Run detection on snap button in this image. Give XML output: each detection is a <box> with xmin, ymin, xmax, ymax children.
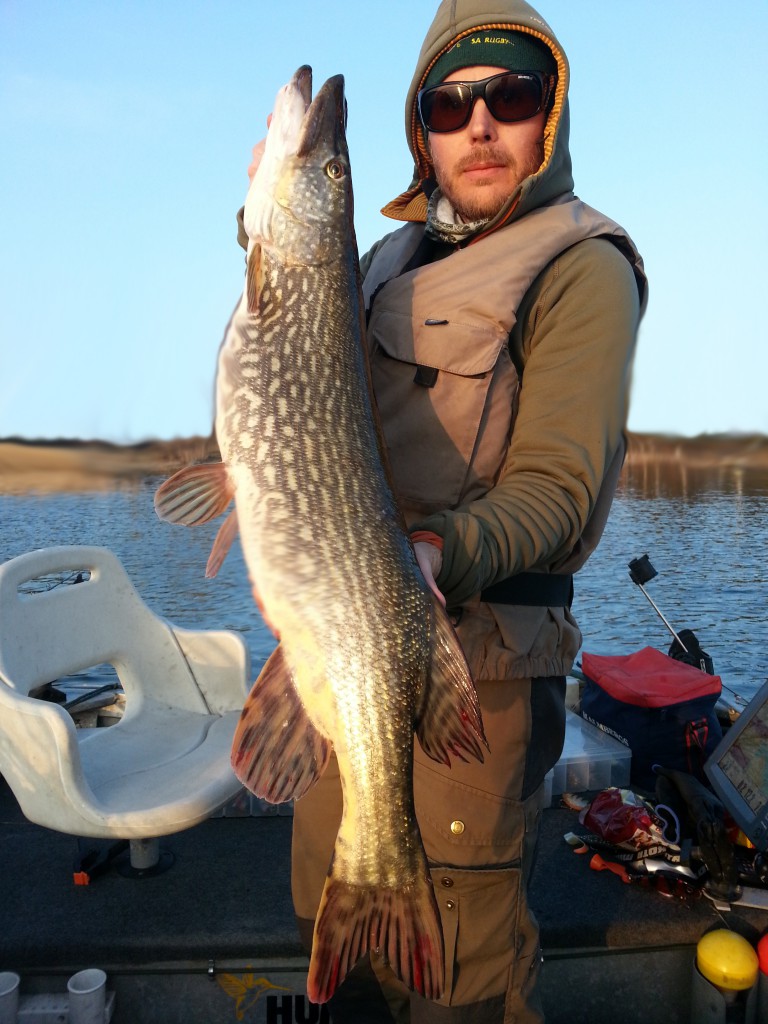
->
<box><xmin>450</xmin><ymin>820</ymin><xmax>465</xmax><ymax>835</ymax></box>
<box><xmin>445</xmin><ymin>899</ymin><xmax>456</xmax><ymax>911</ymax></box>
<box><xmin>441</xmin><ymin>877</ymin><xmax>453</xmax><ymax>888</ymax></box>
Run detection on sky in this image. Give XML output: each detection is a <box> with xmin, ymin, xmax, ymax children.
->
<box><xmin>1</xmin><ymin>0</ymin><xmax>766</xmax><ymax>444</ymax></box>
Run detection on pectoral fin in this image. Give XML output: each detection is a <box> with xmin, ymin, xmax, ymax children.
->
<box><xmin>154</xmin><ymin>461</ymin><xmax>234</xmax><ymax>525</ymax></box>
<box><xmin>231</xmin><ymin>645</ymin><xmax>331</xmax><ymax>803</ymax></box>
<box><xmin>415</xmin><ymin>599</ymin><xmax>488</xmax><ymax>766</ymax></box>
<box><xmin>246</xmin><ymin>242</ymin><xmax>265</xmax><ymax>313</ymax></box>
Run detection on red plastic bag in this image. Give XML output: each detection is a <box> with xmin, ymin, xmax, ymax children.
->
<box><xmin>580</xmin><ymin>788</ymin><xmax>663</xmax><ymax>850</ymax></box>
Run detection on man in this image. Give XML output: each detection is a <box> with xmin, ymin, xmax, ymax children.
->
<box><xmin>243</xmin><ymin>1</ymin><xmax>646</xmax><ymax>1020</ymax></box>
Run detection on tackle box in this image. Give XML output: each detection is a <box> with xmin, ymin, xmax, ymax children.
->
<box><xmin>543</xmin><ymin>709</ymin><xmax>632</xmax><ymax>805</ymax></box>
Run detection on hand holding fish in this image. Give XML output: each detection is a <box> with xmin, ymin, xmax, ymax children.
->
<box><xmin>246</xmin><ymin>114</ymin><xmax>271</xmax><ymax>183</ymax></box>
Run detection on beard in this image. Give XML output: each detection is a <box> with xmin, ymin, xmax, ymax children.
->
<box><xmin>431</xmin><ymin>142</ymin><xmax>543</xmax><ymax>223</ymax></box>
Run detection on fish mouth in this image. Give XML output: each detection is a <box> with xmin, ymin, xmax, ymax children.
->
<box><xmin>292</xmin><ymin>64</ymin><xmax>313</xmax><ymax>110</ymax></box>
<box><xmin>243</xmin><ymin>65</ymin><xmax>349</xmax><ymax>246</ymax></box>
<box><xmin>296</xmin><ymin>69</ymin><xmax>347</xmax><ymax>160</ymax></box>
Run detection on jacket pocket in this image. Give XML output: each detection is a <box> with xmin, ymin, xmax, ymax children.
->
<box><xmin>368</xmin><ymin>309</ymin><xmax>518</xmax><ymax>514</ymax></box>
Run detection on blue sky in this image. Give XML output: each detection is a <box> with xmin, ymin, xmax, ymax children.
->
<box><xmin>1</xmin><ymin>1</ymin><xmax>766</xmax><ymax>443</ymax></box>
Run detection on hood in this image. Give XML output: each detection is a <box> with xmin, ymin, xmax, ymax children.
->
<box><xmin>382</xmin><ymin>0</ymin><xmax>573</xmax><ymax>235</ymax></box>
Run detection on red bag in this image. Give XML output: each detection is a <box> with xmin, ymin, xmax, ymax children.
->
<box><xmin>581</xmin><ymin>787</ymin><xmax>659</xmax><ymax>849</ymax></box>
<box><xmin>581</xmin><ymin>648</ymin><xmax>723</xmax><ymax>790</ymax></box>
<box><xmin>582</xmin><ymin>647</ymin><xmax>721</xmax><ymax>707</ymax></box>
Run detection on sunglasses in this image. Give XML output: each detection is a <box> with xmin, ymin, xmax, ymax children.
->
<box><xmin>418</xmin><ymin>71</ymin><xmax>554</xmax><ymax>134</ymax></box>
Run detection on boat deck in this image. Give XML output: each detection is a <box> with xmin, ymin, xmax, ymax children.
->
<box><xmin>1</xmin><ymin>775</ymin><xmax>765</xmax><ymax>1023</ymax></box>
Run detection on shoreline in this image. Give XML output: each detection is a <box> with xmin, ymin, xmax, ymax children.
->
<box><xmin>1</xmin><ymin>431</ymin><xmax>766</xmax><ymax>495</ymax></box>
<box><xmin>0</xmin><ymin>436</ymin><xmax>220</xmax><ymax>495</ymax></box>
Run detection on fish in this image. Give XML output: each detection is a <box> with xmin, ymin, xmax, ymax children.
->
<box><xmin>154</xmin><ymin>65</ymin><xmax>487</xmax><ymax>1005</ymax></box>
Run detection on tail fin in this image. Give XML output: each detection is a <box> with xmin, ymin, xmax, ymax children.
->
<box><xmin>307</xmin><ymin>867</ymin><xmax>444</xmax><ymax>1004</ymax></box>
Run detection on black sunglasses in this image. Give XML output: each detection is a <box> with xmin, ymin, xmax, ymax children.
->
<box><xmin>418</xmin><ymin>71</ymin><xmax>554</xmax><ymax>134</ymax></box>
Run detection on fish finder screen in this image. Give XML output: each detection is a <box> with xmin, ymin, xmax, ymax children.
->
<box><xmin>706</xmin><ymin>680</ymin><xmax>768</xmax><ymax>851</ymax></box>
<box><xmin>720</xmin><ymin>720</ymin><xmax>768</xmax><ymax>815</ymax></box>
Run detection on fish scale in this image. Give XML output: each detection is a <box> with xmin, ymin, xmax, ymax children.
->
<box><xmin>155</xmin><ymin>65</ymin><xmax>487</xmax><ymax>1005</ymax></box>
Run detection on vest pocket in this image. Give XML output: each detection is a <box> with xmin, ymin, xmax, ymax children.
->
<box><xmin>369</xmin><ymin>310</ymin><xmax>518</xmax><ymax>513</ymax></box>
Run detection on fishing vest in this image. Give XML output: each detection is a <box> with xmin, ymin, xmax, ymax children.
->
<box><xmin>363</xmin><ymin>195</ymin><xmax>646</xmax><ymax>583</ymax></box>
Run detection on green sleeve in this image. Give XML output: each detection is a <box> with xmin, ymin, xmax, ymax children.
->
<box><xmin>413</xmin><ymin>238</ymin><xmax>642</xmax><ymax>607</ymax></box>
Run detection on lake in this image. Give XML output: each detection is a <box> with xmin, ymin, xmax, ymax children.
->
<box><xmin>0</xmin><ymin>465</ymin><xmax>766</xmax><ymax>707</ymax></box>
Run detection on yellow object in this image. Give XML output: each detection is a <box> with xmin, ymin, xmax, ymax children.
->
<box><xmin>733</xmin><ymin>828</ymin><xmax>756</xmax><ymax>849</ymax></box>
<box><xmin>696</xmin><ymin>930</ymin><xmax>759</xmax><ymax>991</ymax></box>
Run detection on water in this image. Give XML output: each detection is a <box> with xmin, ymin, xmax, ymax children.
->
<box><xmin>0</xmin><ymin>470</ymin><xmax>766</xmax><ymax>707</ymax></box>
<box><xmin>575</xmin><ymin>467</ymin><xmax>768</xmax><ymax>708</ymax></box>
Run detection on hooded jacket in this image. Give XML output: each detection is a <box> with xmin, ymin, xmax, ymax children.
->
<box><xmin>359</xmin><ymin>0</ymin><xmax>647</xmax><ymax>680</ymax></box>
<box><xmin>383</xmin><ymin>0</ymin><xmax>575</xmax><ymax>229</ymax></box>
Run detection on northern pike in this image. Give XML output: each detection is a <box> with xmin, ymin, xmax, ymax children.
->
<box><xmin>155</xmin><ymin>66</ymin><xmax>486</xmax><ymax>1005</ymax></box>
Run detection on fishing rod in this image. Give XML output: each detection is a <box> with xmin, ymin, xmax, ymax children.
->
<box><xmin>628</xmin><ymin>554</ymin><xmax>748</xmax><ymax>708</ymax></box>
<box><xmin>627</xmin><ymin>554</ymin><xmax>689</xmax><ymax>653</ymax></box>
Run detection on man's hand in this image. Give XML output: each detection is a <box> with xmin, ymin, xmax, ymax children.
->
<box><xmin>247</xmin><ymin>115</ymin><xmax>272</xmax><ymax>183</ymax></box>
<box><xmin>247</xmin><ymin>139</ymin><xmax>266</xmax><ymax>183</ymax></box>
<box><xmin>414</xmin><ymin>541</ymin><xmax>445</xmax><ymax>607</ymax></box>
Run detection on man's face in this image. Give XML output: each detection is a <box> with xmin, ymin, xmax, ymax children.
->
<box><xmin>427</xmin><ymin>65</ymin><xmax>547</xmax><ymax>223</ymax></box>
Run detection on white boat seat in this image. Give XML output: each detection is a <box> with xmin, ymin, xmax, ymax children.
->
<box><xmin>0</xmin><ymin>546</ymin><xmax>250</xmax><ymax>854</ymax></box>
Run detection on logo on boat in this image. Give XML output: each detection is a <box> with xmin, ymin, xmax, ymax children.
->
<box><xmin>217</xmin><ymin>970</ymin><xmax>330</xmax><ymax>1022</ymax></box>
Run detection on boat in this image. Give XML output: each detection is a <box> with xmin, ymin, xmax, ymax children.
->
<box><xmin>1</xmin><ymin>549</ymin><xmax>766</xmax><ymax>1023</ymax></box>
<box><xmin>2</xmin><ymin>735</ymin><xmax>766</xmax><ymax>1024</ymax></box>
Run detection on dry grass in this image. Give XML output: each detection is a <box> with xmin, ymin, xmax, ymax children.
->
<box><xmin>625</xmin><ymin>431</ymin><xmax>768</xmax><ymax>470</ymax></box>
<box><xmin>0</xmin><ymin>437</ymin><xmax>220</xmax><ymax>495</ymax></box>
<box><xmin>1</xmin><ymin>432</ymin><xmax>766</xmax><ymax>496</ymax></box>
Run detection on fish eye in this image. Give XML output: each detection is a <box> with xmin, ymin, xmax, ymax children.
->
<box><xmin>326</xmin><ymin>160</ymin><xmax>345</xmax><ymax>180</ymax></box>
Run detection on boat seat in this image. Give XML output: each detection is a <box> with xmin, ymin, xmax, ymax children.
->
<box><xmin>0</xmin><ymin>545</ymin><xmax>250</xmax><ymax>869</ymax></box>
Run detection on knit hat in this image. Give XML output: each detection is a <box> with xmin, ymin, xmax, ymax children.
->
<box><xmin>423</xmin><ymin>29</ymin><xmax>556</xmax><ymax>92</ymax></box>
